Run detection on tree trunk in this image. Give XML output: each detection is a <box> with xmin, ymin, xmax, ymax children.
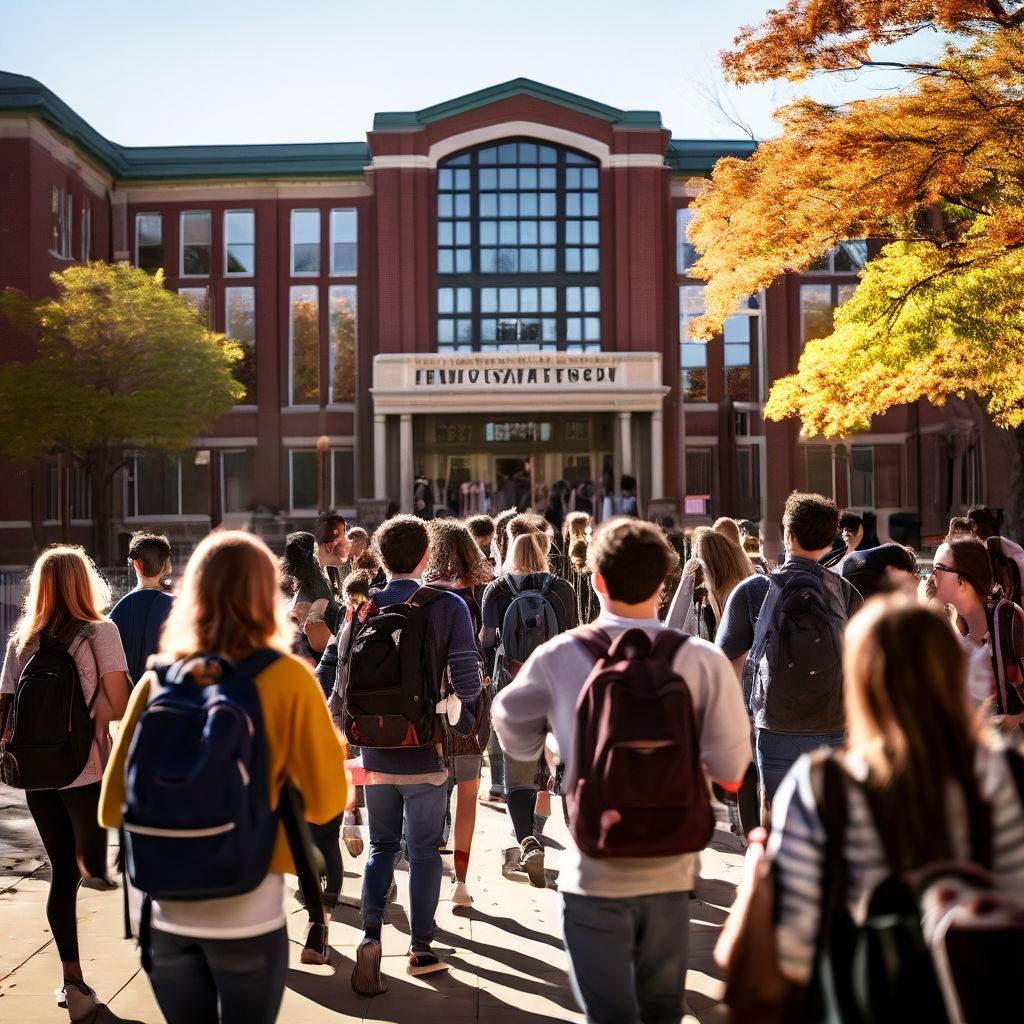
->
<box><xmin>1006</xmin><ymin>425</ymin><xmax>1024</xmax><ymax>544</ymax></box>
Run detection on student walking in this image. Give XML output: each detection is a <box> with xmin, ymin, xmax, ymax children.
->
<box><xmin>765</xmin><ymin>596</ymin><xmax>1024</xmax><ymax>1022</ymax></box>
<box><xmin>717</xmin><ymin>492</ymin><xmax>863</xmax><ymax>806</ymax></box>
<box><xmin>98</xmin><ymin>531</ymin><xmax>348</xmax><ymax>1024</ymax></box>
<box><xmin>493</xmin><ymin>518</ymin><xmax>750</xmax><ymax>1024</ymax></box>
<box><xmin>422</xmin><ymin>518</ymin><xmax>494</xmax><ymax>907</ymax></box>
<box><xmin>109</xmin><ymin>531</ymin><xmax>173</xmax><ymax>684</ymax></box>
<box><xmin>343</xmin><ymin>514</ymin><xmax>482</xmax><ymax>993</ymax></box>
<box><xmin>466</xmin><ymin>514</ymin><xmax>496</xmax><ymax>562</ymax></box>
<box><xmin>558</xmin><ymin>511</ymin><xmax>600</xmax><ymax>625</ymax></box>
<box><xmin>0</xmin><ymin>546</ymin><xmax>131</xmax><ymax>1022</ymax></box>
<box><xmin>281</xmin><ymin>531</ymin><xmax>343</xmax><ymax>660</ymax></box>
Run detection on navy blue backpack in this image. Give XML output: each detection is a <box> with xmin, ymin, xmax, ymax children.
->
<box><xmin>122</xmin><ymin>650</ymin><xmax>281</xmax><ymax>902</ymax></box>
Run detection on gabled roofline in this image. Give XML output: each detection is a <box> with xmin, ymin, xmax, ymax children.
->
<box><xmin>373</xmin><ymin>77</ymin><xmax>663</xmax><ymax>131</ymax></box>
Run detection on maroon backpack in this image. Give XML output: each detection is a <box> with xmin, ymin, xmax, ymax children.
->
<box><xmin>568</xmin><ymin>626</ymin><xmax>714</xmax><ymax>858</ymax></box>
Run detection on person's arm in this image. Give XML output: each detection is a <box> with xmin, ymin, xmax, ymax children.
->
<box><xmin>479</xmin><ymin>580</ymin><xmax>502</xmax><ymax>673</ymax></box>
<box><xmin>314</xmin><ymin>629</ymin><xmax>340</xmax><ymax>702</ymax></box>
<box><xmin>98</xmin><ymin>676</ymin><xmax>152</xmax><ymax>828</ymax></box>
<box><xmin>442</xmin><ymin>595</ymin><xmax>483</xmax><ymax>734</ymax></box>
<box><xmin>94</xmin><ymin>672</ymin><xmax>131</xmax><ymax>727</ymax></box>
<box><xmin>91</xmin><ymin>622</ymin><xmax>131</xmax><ymax>724</ymax></box>
<box><xmin>304</xmin><ymin>598</ymin><xmax>334</xmax><ymax>656</ymax></box>
<box><xmin>691</xmin><ymin>642</ymin><xmax>752</xmax><ymax>789</ymax></box>
<box><xmin>491</xmin><ymin>646</ymin><xmax>553</xmax><ymax>763</ymax></box>
<box><xmin>716</xmin><ymin>576</ymin><xmax>761</xmax><ymax>680</ymax></box>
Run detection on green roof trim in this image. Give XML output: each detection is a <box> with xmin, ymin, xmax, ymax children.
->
<box><xmin>373</xmin><ymin>77</ymin><xmax>663</xmax><ymax>131</ymax></box>
<box><xmin>667</xmin><ymin>138</ymin><xmax>758</xmax><ymax>175</ymax></box>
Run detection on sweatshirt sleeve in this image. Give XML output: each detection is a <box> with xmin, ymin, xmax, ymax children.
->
<box><xmin>98</xmin><ymin>675</ymin><xmax>153</xmax><ymax>828</ymax></box>
<box><xmin>491</xmin><ymin>645</ymin><xmax>553</xmax><ymax>763</ymax></box>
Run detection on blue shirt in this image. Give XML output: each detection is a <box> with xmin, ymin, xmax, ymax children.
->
<box><xmin>109</xmin><ymin>587</ymin><xmax>173</xmax><ymax>684</ymax></box>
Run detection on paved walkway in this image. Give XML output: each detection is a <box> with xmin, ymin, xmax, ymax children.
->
<box><xmin>0</xmin><ymin>781</ymin><xmax>743</xmax><ymax>1023</ymax></box>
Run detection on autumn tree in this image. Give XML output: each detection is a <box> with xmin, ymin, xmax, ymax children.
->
<box><xmin>688</xmin><ymin>1</ymin><xmax>1024</xmax><ymax>532</ymax></box>
<box><xmin>0</xmin><ymin>263</ymin><xmax>243</xmax><ymax>562</ymax></box>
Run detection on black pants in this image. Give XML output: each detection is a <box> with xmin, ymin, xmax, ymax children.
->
<box><xmin>24</xmin><ymin>782</ymin><xmax>107</xmax><ymax>962</ymax></box>
<box><xmin>148</xmin><ymin>926</ymin><xmax>288</xmax><ymax>1024</ymax></box>
<box><xmin>303</xmin><ymin>814</ymin><xmax>343</xmax><ymax>908</ymax></box>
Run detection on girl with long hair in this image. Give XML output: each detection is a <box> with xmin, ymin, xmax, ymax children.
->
<box><xmin>281</xmin><ymin>531</ymin><xmax>341</xmax><ymax>659</ymax></box>
<box><xmin>558</xmin><ymin>512</ymin><xmax>599</xmax><ymax>624</ymax></box>
<box><xmin>423</xmin><ymin>519</ymin><xmax>493</xmax><ymax>906</ymax></box>
<box><xmin>0</xmin><ymin>546</ymin><xmax>131</xmax><ymax>1022</ymax></box>
<box><xmin>99</xmin><ymin>531</ymin><xmax>347</xmax><ymax>1024</ymax></box>
<box><xmin>769</xmin><ymin>596</ymin><xmax>1024</xmax><ymax>989</ymax></box>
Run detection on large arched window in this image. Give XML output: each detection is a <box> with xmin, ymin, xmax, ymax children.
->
<box><xmin>436</xmin><ymin>139</ymin><xmax>601</xmax><ymax>353</ymax></box>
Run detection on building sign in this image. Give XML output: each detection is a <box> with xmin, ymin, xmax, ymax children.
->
<box><xmin>411</xmin><ymin>354</ymin><xmax>620</xmax><ymax>388</ymax></box>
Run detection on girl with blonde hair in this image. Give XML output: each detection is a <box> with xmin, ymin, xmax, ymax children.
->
<box><xmin>99</xmin><ymin>531</ymin><xmax>347</xmax><ymax>1023</ymax></box>
<box><xmin>559</xmin><ymin>511</ymin><xmax>599</xmax><ymax>624</ymax></box>
<box><xmin>0</xmin><ymin>546</ymin><xmax>131</xmax><ymax>1022</ymax></box>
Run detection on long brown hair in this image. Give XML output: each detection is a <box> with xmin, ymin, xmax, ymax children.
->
<box><xmin>506</xmin><ymin>531</ymin><xmax>551</xmax><ymax>576</ymax></box>
<box><xmin>13</xmin><ymin>546</ymin><xmax>110</xmax><ymax>655</ymax></box>
<box><xmin>423</xmin><ymin>519</ymin><xmax>492</xmax><ymax>587</ymax></box>
<box><xmin>689</xmin><ymin>526</ymin><xmax>754</xmax><ymax>622</ymax></box>
<box><xmin>160</xmin><ymin>531</ymin><xmax>288</xmax><ymax>661</ymax></box>
<box><xmin>844</xmin><ymin>596</ymin><xmax>988</xmax><ymax>865</ymax></box>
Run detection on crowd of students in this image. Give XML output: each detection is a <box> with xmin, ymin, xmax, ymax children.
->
<box><xmin>2</xmin><ymin>495</ymin><xmax>1024</xmax><ymax>1023</ymax></box>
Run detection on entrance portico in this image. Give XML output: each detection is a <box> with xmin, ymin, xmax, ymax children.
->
<box><xmin>371</xmin><ymin>351</ymin><xmax>669</xmax><ymax>514</ymax></box>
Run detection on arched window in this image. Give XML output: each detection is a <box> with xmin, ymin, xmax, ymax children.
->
<box><xmin>436</xmin><ymin>139</ymin><xmax>601</xmax><ymax>353</ymax></box>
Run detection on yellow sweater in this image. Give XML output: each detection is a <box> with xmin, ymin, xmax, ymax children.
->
<box><xmin>99</xmin><ymin>651</ymin><xmax>347</xmax><ymax>876</ymax></box>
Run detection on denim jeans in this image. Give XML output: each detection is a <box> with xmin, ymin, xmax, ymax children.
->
<box><xmin>147</xmin><ymin>926</ymin><xmax>288</xmax><ymax>1024</ymax></box>
<box><xmin>561</xmin><ymin>891</ymin><xmax>691</xmax><ymax>1024</ymax></box>
<box><xmin>487</xmin><ymin>718</ymin><xmax>505</xmax><ymax>792</ymax></box>
<box><xmin>362</xmin><ymin>782</ymin><xmax>447</xmax><ymax>945</ymax></box>
<box><xmin>755</xmin><ymin>728</ymin><xmax>845</xmax><ymax>806</ymax></box>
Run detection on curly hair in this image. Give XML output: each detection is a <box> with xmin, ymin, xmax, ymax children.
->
<box><xmin>423</xmin><ymin>518</ymin><xmax>492</xmax><ymax>587</ymax></box>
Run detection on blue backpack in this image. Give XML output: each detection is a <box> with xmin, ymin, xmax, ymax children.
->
<box><xmin>122</xmin><ymin>650</ymin><xmax>281</xmax><ymax>901</ymax></box>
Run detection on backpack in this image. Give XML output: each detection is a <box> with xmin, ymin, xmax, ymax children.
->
<box><xmin>497</xmin><ymin>574</ymin><xmax>561</xmax><ymax>679</ymax></box>
<box><xmin>810</xmin><ymin>753</ymin><xmax>1024</xmax><ymax>1024</ymax></box>
<box><xmin>567</xmin><ymin>626</ymin><xmax>713</xmax><ymax>858</ymax></box>
<box><xmin>122</xmin><ymin>650</ymin><xmax>281</xmax><ymax>901</ymax></box>
<box><xmin>0</xmin><ymin>629</ymin><xmax>98</xmax><ymax>790</ymax></box>
<box><xmin>989</xmin><ymin>598</ymin><xmax>1024</xmax><ymax>717</ymax></box>
<box><xmin>987</xmin><ymin>537</ymin><xmax>1024</xmax><ymax>607</ymax></box>
<box><xmin>748</xmin><ymin>564</ymin><xmax>847</xmax><ymax>733</ymax></box>
<box><xmin>344</xmin><ymin>586</ymin><xmax>444</xmax><ymax>748</ymax></box>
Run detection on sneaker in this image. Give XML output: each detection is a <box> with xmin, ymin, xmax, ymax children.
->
<box><xmin>500</xmin><ymin>845</ymin><xmax>523</xmax><ymax>880</ymax></box>
<box><xmin>300</xmin><ymin>920</ymin><xmax>330</xmax><ymax>966</ymax></box>
<box><xmin>351</xmin><ymin>937</ymin><xmax>388</xmax><ymax>996</ymax></box>
<box><xmin>81</xmin><ymin>876</ymin><xmax>117</xmax><ymax>892</ymax></box>
<box><xmin>61</xmin><ymin>980</ymin><xmax>99</xmax><ymax>1022</ymax></box>
<box><xmin>407</xmin><ymin>946</ymin><xmax>449</xmax><ymax>977</ymax></box>
<box><xmin>450</xmin><ymin>879</ymin><xmax>473</xmax><ymax>906</ymax></box>
<box><xmin>520</xmin><ymin>835</ymin><xmax>546</xmax><ymax>888</ymax></box>
<box><xmin>343</xmin><ymin>810</ymin><xmax>364</xmax><ymax>857</ymax></box>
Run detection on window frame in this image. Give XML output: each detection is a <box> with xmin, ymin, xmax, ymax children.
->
<box><xmin>123</xmin><ymin>451</ymin><xmax>210</xmax><ymax>521</ymax></box>
<box><xmin>80</xmin><ymin>203</ymin><xmax>91</xmax><ymax>263</ymax></box>
<box><xmin>329</xmin><ymin>208</ymin><xmax>358</xmax><ymax>277</ymax></box>
<box><xmin>220</xmin><ymin>448</ymin><xmax>255</xmax><ymax>515</ymax></box>
<box><xmin>224</xmin><ymin>285</ymin><xmax>257</xmax><ymax>406</ymax></box>
<box><xmin>288</xmin><ymin>284</ymin><xmax>320</xmax><ymax>407</ymax></box>
<box><xmin>288</xmin><ymin>449</ymin><xmax>320</xmax><ymax>513</ymax></box>
<box><xmin>135</xmin><ymin>212</ymin><xmax>163</xmax><ymax>272</ymax></box>
<box><xmin>327</xmin><ymin>284</ymin><xmax>357</xmax><ymax>406</ymax></box>
<box><xmin>223</xmin><ymin>209</ymin><xmax>256</xmax><ymax>278</ymax></box>
<box><xmin>179</xmin><ymin>210</ymin><xmax>212</xmax><ymax>279</ymax></box>
<box><xmin>290</xmin><ymin>209</ymin><xmax>321</xmax><ymax>277</ymax></box>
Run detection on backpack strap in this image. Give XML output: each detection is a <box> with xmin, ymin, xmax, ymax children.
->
<box><xmin>749</xmin><ymin>573</ymin><xmax>782</xmax><ymax>663</ymax></box>
<box><xmin>232</xmin><ymin>649</ymin><xmax>283</xmax><ymax>681</ymax></box>
<box><xmin>649</xmin><ymin>630</ymin><xmax>690</xmax><ymax>665</ymax></box>
<box><xmin>408</xmin><ymin>585</ymin><xmax>447</xmax><ymax>609</ymax></box>
<box><xmin>809</xmin><ymin>753</ymin><xmax>850</xmax><ymax>948</ymax></box>
<box><xmin>573</xmin><ymin>624</ymin><xmax>613</xmax><ymax>663</ymax></box>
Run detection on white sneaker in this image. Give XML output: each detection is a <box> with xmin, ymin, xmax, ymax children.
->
<box><xmin>450</xmin><ymin>879</ymin><xmax>473</xmax><ymax>906</ymax></box>
<box><xmin>61</xmin><ymin>980</ymin><xmax>99</xmax><ymax>1022</ymax></box>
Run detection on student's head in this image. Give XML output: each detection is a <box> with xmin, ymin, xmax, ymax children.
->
<box><xmin>691</xmin><ymin>526</ymin><xmax>755</xmax><ymax>621</ymax></box>
<box><xmin>563</xmin><ymin>512</ymin><xmax>593</xmax><ymax>570</ymax></box>
<box><xmin>506</xmin><ymin>531</ymin><xmax>551</xmax><ymax>576</ymax></box>
<box><xmin>843</xmin><ymin>595</ymin><xmax>982</xmax><ymax>862</ymax></box>
<box><xmin>589</xmin><ymin>518</ymin><xmax>675</xmax><ymax>607</ymax></box>
<box><xmin>507</xmin><ymin>512</ymin><xmax>551</xmax><ymax>542</ymax></box>
<box><xmin>840</xmin><ymin>544</ymin><xmax>919</xmax><ymax>600</ymax></box>
<box><xmin>355</xmin><ymin>547</ymin><xmax>381</xmax><ymax>574</ymax></box>
<box><xmin>127</xmin><ymin>531</ymin><xmax>171</xmax><ymax>581</ymax></box>
<box><xmin>281</xmin><ymin>531</ymin><xmax>328</xmax><ymax>596</ymax></box>
<box><xmin>967</xmin><ymin>505</ymin><xmax>1000</xmax><ymax>541</ymax></box>
<box><xmin>563</xmin><ymin>511</ymin><xmax>591</xmax><ymax>544</ymax></box>
<box><xmin>712</xmin><ymin>517</ymin><xmax>742</xmax><ymax>547</ymax></box>
<box><xmin>932</xmin><ymin>537</ymin><xmax>997</xmax><ymax>615</ymax></box>
<box><xmin>620</xmin><ymin>474</ymin><xmax>636</xmax><ymax>497</ymax></box>
<box><xmin>424</xmin><ymin>519</ymin><xmax>491</xmax><ymax>587</ymax></box>
<box><xmin>782</xmin><ymin>492</ymin><xmax>839</xmax><ymax>557</ymax></box>
<box><xmin>314</xmin><ymin>512</ymin><xmax>348</xmax><ymax>565</ymax></box>
<box><xmin>14</xmin><ymin>546</ymin><xmax>110</xmax><ymax>655</ymax></box>
<box><xmin>839</xmin><ymin>511</ymin><xmax>864</xmax><ymax>551</ymax></box>
<box><xmin>491</xmin><ymin>509</ymin><xmax>518</xmax><ymax>563</ymax></box>
<box><xmin>946</xmin><ymin>516</ymin><xmax>978</xmax><ymax>542</ymax></box>
<box><xmin>466</xmin><ymin>514</ymin><xmax>495</xmax><ymax>555</ymax></box>
<box><xmin>372</xmin><ymin>514</ymin><xmax>430</xmax><ymax>576</ymax></box>
<box><xmin>346</xmin><ymin>527</ymin><xmax>369</xmax><ymax>561</ymax></box>
<box><xmin>342</xmin><ymin>568</ymin><xmax>374</xmax><ymax>609</ymax></box>
<box><xmin>160</xmin><ymin>531</ymin><xmax>286</xmax><ymax>661</ymax></box>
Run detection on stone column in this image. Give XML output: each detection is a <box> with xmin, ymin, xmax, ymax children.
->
<box><xmin>650</xmin><ymin>409</ymin><xmax>664</xmax><ymax>500</ymax></box>
<box><xmin>399</xmin><ymin>414</ymin><xmax>414</xmax><ymax>513</ymax></box>
<box><xmin>618</xmin><ymin>411</ymin><xmax>633</xmax><ymax>476</ymax></box>
<box><xmin>374</xmin><ymin>414</ymin><xmax>387</xmax><ymax>500</ymax></box>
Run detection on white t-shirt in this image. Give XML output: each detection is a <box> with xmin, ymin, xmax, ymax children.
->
<box><xmin>492</xmin><ymin>612</ymin><xmax>751</xmax><ymax>897</ymax></box>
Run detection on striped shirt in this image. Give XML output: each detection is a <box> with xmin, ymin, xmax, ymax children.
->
<box><xmin>768</xmin><ymin>744</ymin><xmax>1024</xmax><ymax>983</ymax></box>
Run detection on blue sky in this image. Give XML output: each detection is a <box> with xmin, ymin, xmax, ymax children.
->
<box><xmin>1</xmin><ymin>0</ymin><xmax>922</xmax><ymax>146</ymax></box>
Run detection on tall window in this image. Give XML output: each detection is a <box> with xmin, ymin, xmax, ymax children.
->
<box><xmin>289</xmin><ymin>450</ymin><xmax>318</xmax><ymax>511</ymax></box>
<box><xmin>436</xmin><ymin>140</ymin><xmax>601</xmax><ymax>352</ymax></box>
<box><xmin>680</xmin><ymin>285</ymin><xmax>708</xmax><ymax>401</ymax></box>
<box><xmin>225</xmin><ymin>210</ymin><xmax>255</xmax><ymax>275</ymax></box>
<box><xmin>332</xmin><ymin>450</ymin><xmax>355</xmax><ymax>508</ymax></box>
<box><xmin>136</xmin><ymin>214</ymin><xmax>163</xmax><ymax>272</ymax></box>
<box><xmin>676</xmin><ymin>207</ymin><xmax>697</xmax><ymax>274</ymax></box>
<box><xmin>724</xmin><ymin>298</ymin><xmax>759</xmax><ymax>401</ymax></box>
<box><xmin>291</xmin><ymin>210</ymin><xmax>320</xmax><ymax>275</ymax></box>
<box><xmin>125</xmin><ymin>452</ymin><xmax>209</xmax><ymax>517</ymax></box>
<box><xmin>804</xmin><ymin>444</ymin><xmax>834</xmax><ymax>497</ymax></box>
<box><xmin>221</xmin><ymin>449</ymin><xmax>254</xmax><ymax>513</ymax></box>
<box><xmin>179</xmin><ymin>287</ymin><xmax>210</xmax><ymax>326</ymax></box>
<box><xmin>330</xmin><ymin>209</ymin><xmax>357</xmax><ymax>276</ymax></box>
<box><xmin>800</xmin><ymin>284</ymin><xmax>833</xmax><ymax>347</ymax></box>
<box><xmin>685</xmin><ymin>448</ymin><xmax>715</xmax><ymax>515</ymax></box>
<box><xmin>180</xmin><ymin>211</ymin><xmax>211</xmax><ymax>276</ymax></box>
<box><xmin>80</xmin><ymin>204</ymin><xmax>91</xmax><ymax>263</ymax></box>
<box><xmin>328</xmin><ymin>285</ymin><xmax>357</xmax><ymax>404</ymax></box>
<box><xmin>43</xmin><ymin>462</ymin><xmax>91</xmax><ymax>520</ymax></box>
<box><xmin>51</xmin><ymin>186</ymin><xmax>72</xmax><ymax>258</ymax></box>
<box><xmin>289</xmin><ymin>448</ymin><xmax>354</xmax><ymax>511</ymax></box>
<box><xmin>289</xmin><ymin>285</ymin><xmax>319</xmax><ymax>405</ymax></box>
<box><xmin>225</xmin><ymin>287</ymin><xmax>256</xmax><ymax>403</ymax></box>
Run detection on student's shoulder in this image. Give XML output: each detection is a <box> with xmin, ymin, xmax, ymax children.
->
<box><xmin>255</xmin><ymin>650</ymin><xmax>318</xmax><ymax>692</ymax></box>
<box><xmin>675</xmin><ymin>633</ymin><xmax>733</xmax><ymax>673</ymax></box>
<box><xmin>90</xmin><ymin>617</ymin><xmax>125</xmax><ymax>645</ymax></box>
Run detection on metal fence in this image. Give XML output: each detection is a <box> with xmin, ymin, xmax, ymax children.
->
<box><xmin>0</xmin><ymin>567</ymin><xmax>136</xmax><ymax>644</ymax></box>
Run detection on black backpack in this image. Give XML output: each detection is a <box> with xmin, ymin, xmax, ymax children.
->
<box><xmin>748</xmin><ymin>564</ymin><xmax>847</xmax><ymax>733</ymax></box>
<box><xmin>0</xmin><ymin>630</ymin><xmax>98</xmax><ymax>790</ymax></box>
<box><xmin>496</xmin><ymin>574</ymin><xmax>562</xmax><ymax>682</ymax></box>
<box><xmin>343</xmin><ymin>586</ymin><xmax>444</xmax><ymax>748</ymax></box>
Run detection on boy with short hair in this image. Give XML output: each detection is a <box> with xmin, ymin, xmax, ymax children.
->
<box><xmin>350</xmin><ymin>515</ymin><xmax>482</xmax><ymax>994</ymax></box>
<box><xmin>109</xmin><ymin>532</ymin><xmax>173</xmax><ymax>684</ymax></box>
<box><xmin>492</xmin><ymin>518</ymin><xmax>750</xmax><ymax>1023</ymax></box>
<box><xmin>466</xmin><ymin>514</ymin><xmax>495</xmax><ymax>558</ymax></box>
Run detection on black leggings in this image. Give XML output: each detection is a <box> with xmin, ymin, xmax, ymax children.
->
<box><xmin>24</xmin><ymin>782</ymin><xmax>107</xmax><ymax>961</ymax></box>
<box><xmin>303</xmin><ymin>814</ymin><xmax>343</xmax><ymax>908</ymax></box>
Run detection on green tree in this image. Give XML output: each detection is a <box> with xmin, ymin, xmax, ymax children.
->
<box><xmin>688</xmin><ymin>3</ymin><xmax>1024</xmax><ymax>532</ymax></box>
<box><xmin>0</xmin><ymin>262</ymin><xmax>243</xmax><ymax>562</ymax></box>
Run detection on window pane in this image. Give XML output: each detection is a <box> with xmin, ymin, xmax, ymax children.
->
<box><xmin>850</xmin><ymin>446</ymin><xmax>874</xmax><ymax>507</ymax></box>
<box><xmin>685</xmin><ymin>448</ymin><xmax>714</xmax><ymax>515</ymax></box>
<box><xmin>181</xmin><ymin>452</ymin><xmax>210</xmax><ymax>516</ymax></box>
<box><xmin>332</xmin><ymin>450</ymin><xmax>354</xmax><ymax>508</ymax></box>
<box><xmin>221</xmin><ymin>449</ymin><xmax>254</xmax><ymax>513</ymax></box>
<box><xmin>291</xmin><ymin>450</ymin><xmax>318</xmax><ymax>510</ymax></box>
<box><xmin>178</xmin><ymin>288</ymin><xmax>210</xmax><ymax>326</ymax></box>
<box><xmin>291</xmin><ymin>210</ymin><xmax>320</xmax><ymax>274</ymax></box>
<box><xmin>290</xmin><ymin>285</ymin><xmax>319</xmax><ymax>404</ymax></box>
<box><xmin>800</xmin><ymin>284</ymin><xmax>833</xmax><ymax>346</ymax></box>
<box><xmin>834</xmin><ymin>239</ymin><xmax>867</xmax><ymax>272</ymax></box>
<box><xmin>804</xmin><ymin>445</ymin><xmax>833</xmax><ymax>498</ymax></box>
<box><xmin>225</xmin><ymin>210</ymin><xmax>254</xmax><ymax>243</ymax></box>
<box><xmin>182</xmin><ymin>211</ymin><xmax>211</xmax><ymax>244</ymax></box>
<box><xmin>875</xmin><ymin>445</ymin><xmax>901</xmax><ymax>507</ymax></box>
<box><xmin>225</xmin><ymin>287</ymin><xmax>256</xmax><ymax>403</ymax></box>
<box><xmin>137</xmin><ymin>454</ymin><xmax>180</xmax><ymax>516</ymax></box>
<box><xmin>330</xmin><ymin>209</ymin><xmax>358</xmax><ymax>275</ymax></box>
<box><xmin>329</xmin><ymin>285</ymin><xmax>357</xmax><ymax>403</ymax></box>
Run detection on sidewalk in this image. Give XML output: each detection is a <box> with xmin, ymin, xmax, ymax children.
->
<box><xmin>0</xmin><ymin>784</ymin><xmax>743</xmax><ymax>1023</ymax></box>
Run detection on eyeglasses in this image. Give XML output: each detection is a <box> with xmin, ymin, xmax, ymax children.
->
<box><xmin>931</xmin><ymin>563</ymin><xmax>956</xmax><ymax>576</ymax></box>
